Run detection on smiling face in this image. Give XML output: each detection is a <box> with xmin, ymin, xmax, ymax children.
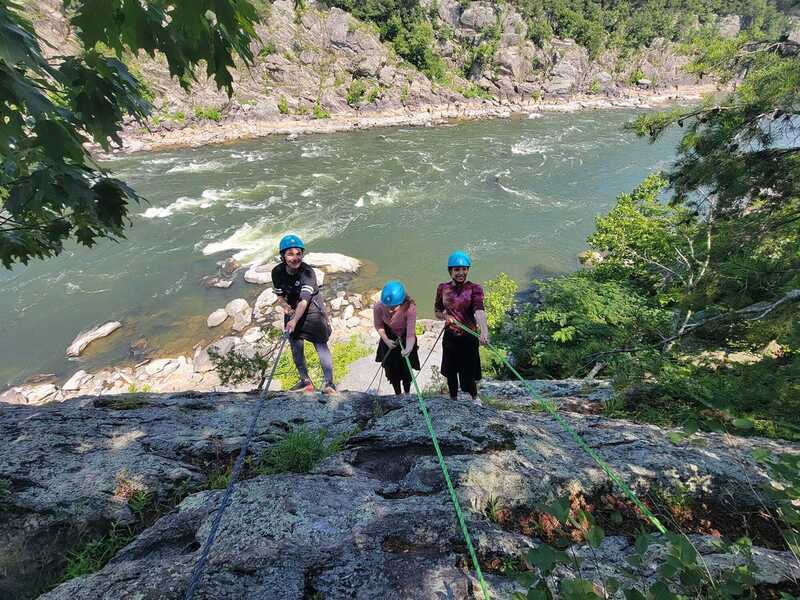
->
<box><xmin>449</xmin><ymin>266</ymin><xmax>469</xmax><ymax>284</ymax></box>
<box><xmin>283</xmin><ymin>247</ymin><xmax>304</xmax><ymax>270</ymax></box>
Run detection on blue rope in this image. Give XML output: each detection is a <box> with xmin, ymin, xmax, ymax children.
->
<box><xmin>183</xmin><ymin>333</ymin><xmax>289</xmax><ymax>600</ymax></box>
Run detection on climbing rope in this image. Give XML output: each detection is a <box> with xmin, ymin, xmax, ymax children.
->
<box><xmin>451</xmin><ymin>319</ymin><xmax>667</xmax><ymax>535</ymax></box>
<box><xmin>184</xmin><ymin>333</ymin><xmax>289</xmax><ymax>600</ymax></box>
<box><xmin>399</xmin><ymin>339</ymin><xmax>492</xmax><ymax>600</ymax></box>
<box><xmin>367</xmin><ymin>324</ymin><xmax>445</xmax><ymax>395</ymax></box>
<box><xmin>417</xmin><ymin>323</ymin><xmax>445</xmax><ymax>374</ymax></box>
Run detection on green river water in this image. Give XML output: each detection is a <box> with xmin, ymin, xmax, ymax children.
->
<box><xmin>0</xmin><ymin>109</ymin><xmax>682</xmax><ymax>388</ymax></box>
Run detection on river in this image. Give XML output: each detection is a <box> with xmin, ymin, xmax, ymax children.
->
<box><xmin>0</xmin><ymin>109</ymin><xmax>682</xmax><ymax>387</ymax></box>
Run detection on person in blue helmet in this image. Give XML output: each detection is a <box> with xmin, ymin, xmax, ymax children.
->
<box><xmin>434</xmin><ymin>251</ymin><xmax>489</xmax><ymax>404</ymax></box>
<box><xmin>271</xmin><ymin>234</ymin><xmax>336</xmax><ymax>394</ymax></box>
<box><xmin>373</xmin><ymin>280</ymin><xmax>420</xmax><ymax>395</ymax></box>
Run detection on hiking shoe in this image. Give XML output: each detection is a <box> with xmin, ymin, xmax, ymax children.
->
<box><xmin>471</xmin><ymin>396</ymin><xmax>483</xmax><ymax>406</ymax></box>
<box><xmin>322</xmin><ymin>382</ymin><xmax>338</xmax><ymax>395</ymax></box>
<box><xmin>289</xmin><ymin>379</ymin><xmax>314</xmax><ymax>393</ymax></box>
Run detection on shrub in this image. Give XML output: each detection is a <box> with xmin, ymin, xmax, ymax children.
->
<box><xmin>346</xmin><ymin>79</ymin><xmax>367</xmax><ymax>106</ymax></box>
<box><xmin>495</xmin><ymin>271</ymin><xmax>671</xmax><ymax>379</ymax></box>
<box><xmin>484</xmin><ymin>272</ymin><xmax>518</xmax><ymax>332</ymax></box>
<box><xmin>256</xmin><ymin>427</ymin><xmax>356</xmax><ymax>475</ymax></box>
<box><xmin>278</xmin><ymin>95</ymin><xmax>289</xmax><ymax>114</ymax></box>
<box><xmin>258</xmin><ymin>41</ymin><xmax>278</xmax><ymax>57</ymax></box>
<box><xmin>61</xmin><ymin>524</ymin><xmax>135</xmax><ymax>582</ymax></box>
<box><xmin>194</xmin><ymin>106</ymin><xmax>222</xmax><ymax>121</ymax></box>
<box><xmin>312</xmin><ymin>101</ymin><xmax>330</xmax><ymax>119</ymax></box>
<box><xmin>367</xmin><ymin>86</ymin><xmax>381</xmax><ymax>103</ymax></box>
<box><xmin>461</xmin><ymin>84</ymin><xmax>492</xmax><ymax>100</ymax></box>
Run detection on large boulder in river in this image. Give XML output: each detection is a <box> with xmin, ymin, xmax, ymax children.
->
<box><xmin>6</xmin><ymin>388</ymin><xmax>798</xmax><ymax>599</ymax></box>
<box><xmin>243</xmin><ymin>262</ymin><xmax>277</xmax><ymax>284</ymax></box>
<box><xmin>65</xmin><ymin>321</ymin><xmax>122</xmax><ymax>357</ymax></box>
<box><xmin>206</xmin><ymin>308</ymin><xmax>228</xmax><ymax>328</ymax></box>
<box><xmin>253</xmin><ymin>287</ymin><xmax>278</xmax><ymax>321</ymax></box>
<box><xmin>225</xmin><ymin>298</ymin><xmax>252</xmax><ymax>332</ymax></box>
<box><xmin>303</xmin><ymin>252</ymin><xmax>362</xmax><ymax>273</ymax></box>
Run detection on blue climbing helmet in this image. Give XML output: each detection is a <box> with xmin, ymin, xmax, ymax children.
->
<box><xmin>279</xmin><ymin>234</ymin><xmax>305</xmax><ymax>253</ymax></box>
<box><xmin>447</xmin><ymin>251</ymin><xmax>471</xmax><ymax>268</ymax></box>
<box><xmin>380</xmin><ymin>280</ymin><xmax>406</xmax><ymax>307</ymax></box>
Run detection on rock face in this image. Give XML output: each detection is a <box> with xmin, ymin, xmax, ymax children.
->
<box><xmin>5</xmin><ymin>389</ymin><xmax>798</xmax><ymax>599</ymax></box>
<box><xmin>27</xmin><ymin>0</ymin><xmax>709</xmax><ymax>155</ymax></box>
<box><xmin>64</xmin><ymin>321</ymin><xmax>122</xmax><ymax>357</ymax></box>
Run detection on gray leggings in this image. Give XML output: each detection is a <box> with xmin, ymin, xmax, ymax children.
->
<box><xmin>289</xmin><ymin>337</ymin><xmax>334</xmax><ymax>384</ymax></box>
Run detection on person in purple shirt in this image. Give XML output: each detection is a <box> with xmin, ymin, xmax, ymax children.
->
<box><xmin>373</xmin><ymin>280</ymin><xmax>420</xmax><ymax>394</ymax></box>
<box><xmin>434</xmin><ymin>251</ymin><xmax>490</xmax><ymax>405</ymax></box>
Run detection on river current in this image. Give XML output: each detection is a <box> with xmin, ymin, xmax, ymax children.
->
<box><xmin>0</xmin><ymin>109</ymin><xmax>682</xmax><ymax>387</ymax></box>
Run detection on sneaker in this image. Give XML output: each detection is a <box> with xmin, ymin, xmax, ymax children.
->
<box><xmin>322</xmin><ymin>382</ymin><xmax>338</xmax><ymax>395</ymax></box>
<box><xmin>289</xmin><ymin>379</ymin><xmax>314</xmax><ymax>393</ymax></box>
<box><xmin>471</xmin><ymin>396</ymin><xmax>483</xmax><ymax>406</ymax></box>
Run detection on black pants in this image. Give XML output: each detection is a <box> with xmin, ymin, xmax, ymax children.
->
<box><xmin>447</xmin><ymin>372</ymin><xmax>477</xmax><ymax>398</ymax></box>
<box><xmin>441</xmin><ymin>330</ymin><xmax>481</xmax><ymax>399</ymax></box>
<box><xmin>376</xmin><ymin>329</ymin><xmax>420</xmax><ymax>395</ymax></box>
<box><xmin>391</xmin><ymin>379</ymin><xmax>412</xmax><ymax>394</ymax></box>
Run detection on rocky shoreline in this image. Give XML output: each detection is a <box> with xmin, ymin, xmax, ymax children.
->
<box><xmin>0</xmin><ymin>252</ymin><xmax>451</xmax><ymax>405</ymax></box>
<box><xmin>108</xmin><ymin>84</ymin><xmax>716</xmax><ymax>156</ymax></box>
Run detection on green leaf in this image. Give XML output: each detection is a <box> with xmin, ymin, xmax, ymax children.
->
<box><xmin>648</xmin><ymin>581</ymin><xmax>679</xmax><ymax>600</ymax></box>
<box><xmin>732</xmin><ymin>418</ymin><xmax>755</xmax><ymax>431</ymax></box>
<box><xmin>527</xmin><ymin>544</ymin><xmax>569</xmax><ymax>576</ymax></box>
<box><xmin>543</xmin><ymin>497</ymin><xmax>571</xmax><ymax>523</ymax></box>
<box><xmin>526</xmin><ymin>588</ymin><xmax>551</xmax><ymax>600</ymax></box>
<box><xmin>586</xmin><ymin>525</ymin><xmax>604</xmax><ymax>549</ymax></box>
<box><xmin>560</xmin><ymin>578</ymin><xmax>599</xmax><ymax>599</ymax></box>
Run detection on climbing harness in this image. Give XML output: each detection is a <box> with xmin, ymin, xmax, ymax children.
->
<box><xmin>183</xmin><ymin>333</ymin><xmax>290</xmax><ymax>600</ymax></box>
<box><xmin>366</xmin><ymin>324</ymin><xmax>444</xmax><ymax>394</ymax></box>
<box><xmin>451</xmin><ymin>319</ymin><xmax>667</xmax><ymax>535</ymax></box>
<box><xmin>399</xmin><ymin>339</ymin><xmax>491</xmax><ymax>600</ymax></box>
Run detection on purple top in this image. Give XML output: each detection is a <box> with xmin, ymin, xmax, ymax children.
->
<box><xmin>435</xmin><ymin>281</ymin><xmax>485</xmax><ymax>335</ymax></box>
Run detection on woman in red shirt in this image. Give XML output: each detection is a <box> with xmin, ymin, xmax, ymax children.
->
<box><xmin>373</xmin><ymin>280</ymin><xmax>420</xmax><ymax>394</ymax></box>
<box><xmin>434</xmin><ymin>251</ymin><xmax>489</xmax><ymax>404</ymax></box>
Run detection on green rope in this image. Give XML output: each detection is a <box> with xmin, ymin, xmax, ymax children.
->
<box><xmin>452</xmin><ymin>320</ymin><xmax>668</xmax><ymax>535</ymax></box>
<box><xmin>398</xmin><ymin>340</ymin><xmax>492</xmax><ymax>600</ymax></box>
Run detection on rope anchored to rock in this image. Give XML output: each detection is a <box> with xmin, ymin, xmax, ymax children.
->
<box><xmin>450</xmin><ymin>318</ymin><xmax>667</xmax><ymax>535</ymax></box>
<box><xmin>399</xmin><ymin>338</ymin><xmax>492</xmax><ymax>600</ymax></box>
<box><xmin>183</xmin><ymin>332</ymin><xmax>289</xmax><ymax>600</ymax></box>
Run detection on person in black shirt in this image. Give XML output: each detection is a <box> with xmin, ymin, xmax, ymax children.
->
<box><xmin>271</xmin><ymin>234</ymin><xmax>336</xmax><ymax>394</ymax></box>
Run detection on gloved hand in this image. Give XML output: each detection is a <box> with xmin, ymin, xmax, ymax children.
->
<box><xmin>401</xmin><ymin>339</ymin><xmax>415</xmax><ymax>357</ymax></box>
<box><xmin>384</xmin><ymin>338</ymin><xmax>398</xmax><ymax>349</ymax></box>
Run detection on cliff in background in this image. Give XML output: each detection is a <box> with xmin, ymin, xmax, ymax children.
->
<box><xmin>25</xmin><ymin>0</ymin><xmax>773</xmax><ymax>150</ymax></box>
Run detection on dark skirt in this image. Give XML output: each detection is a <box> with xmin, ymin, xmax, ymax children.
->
<box><xmin>284</xmin><ymin>303</ymin><xmax>331</xmax><ymax>344</ymax></box>
<box><xmin>440</xmin><ymin>330</ymin><xmax>481</xmax><ymax>381</ymax></box>
<box><xmin>375</xmin><ymin>329</ymin><xmax>420</xmax><ymax>382</ymax></box>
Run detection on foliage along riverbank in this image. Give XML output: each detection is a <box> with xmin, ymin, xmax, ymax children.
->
<box><xmin>482</xmin><ymin>32</ymin><xmax>800</xmax><ymax>443</ymax></box>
